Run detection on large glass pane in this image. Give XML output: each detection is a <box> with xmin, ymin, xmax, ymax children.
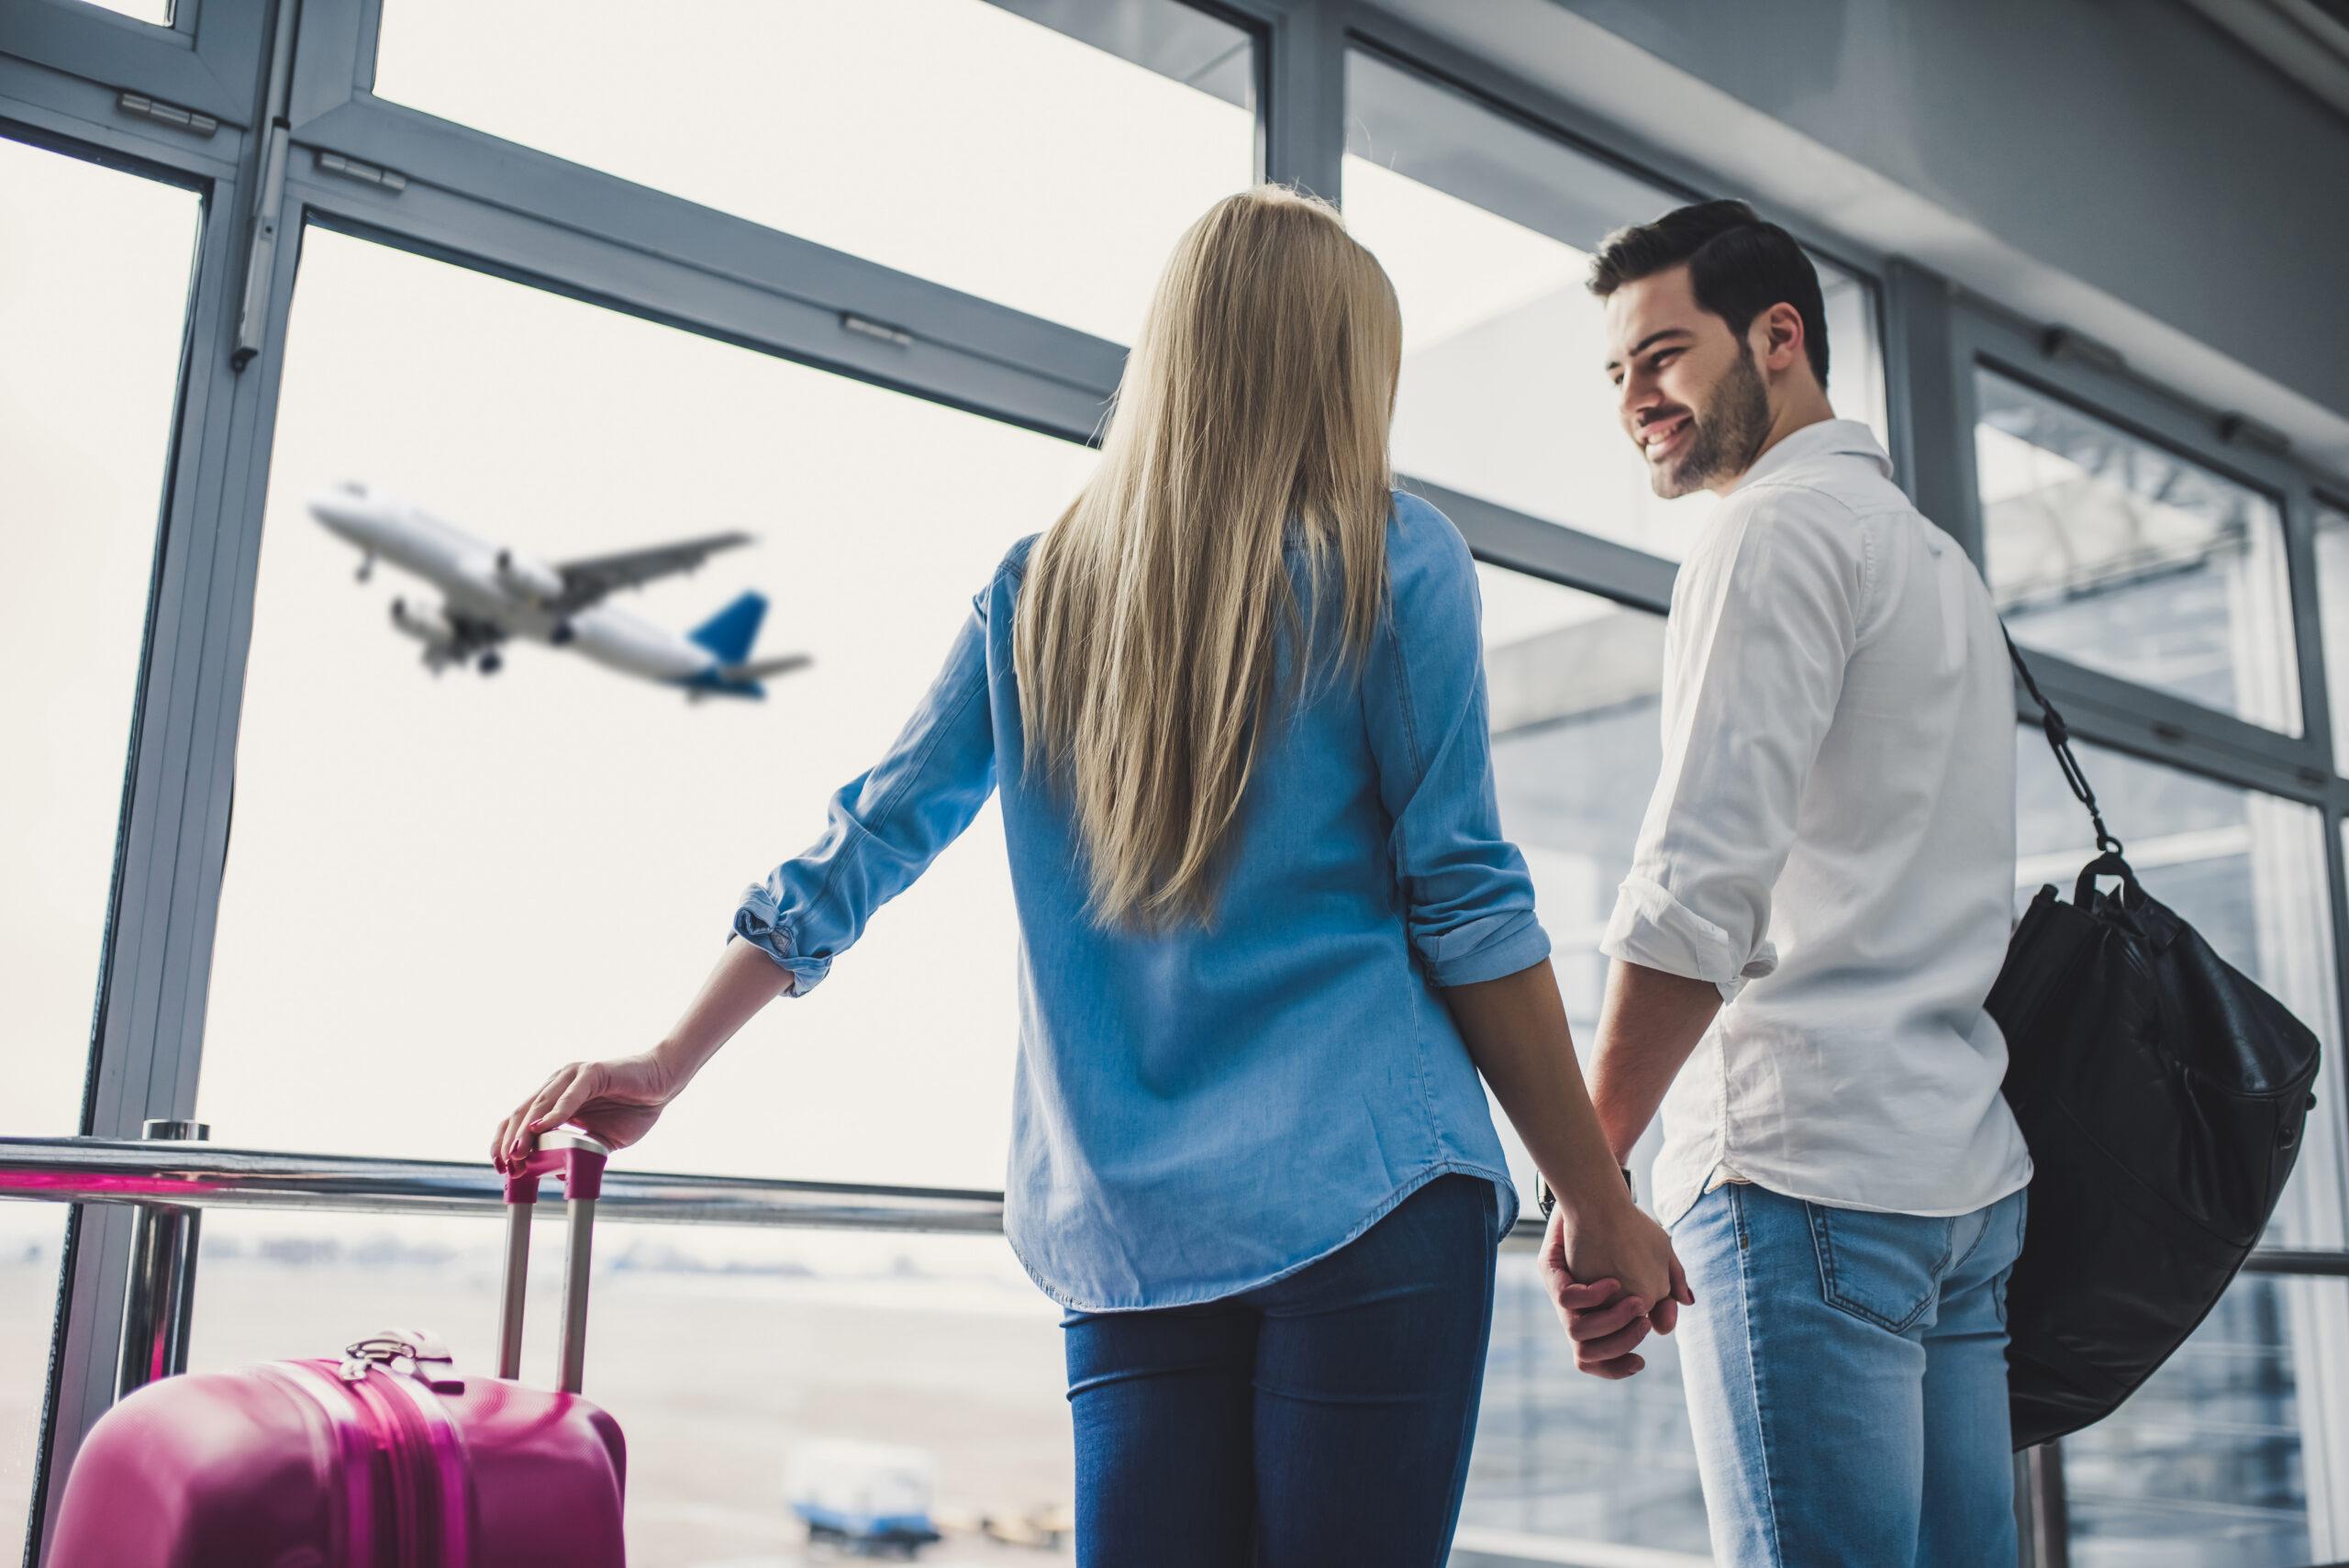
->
<box><xmin>187</xmin><ymin>1212</ymin><xmax>1071</xmax><ymax>1566</ymax></box>
<box><xmin>196</xmin><ymin>228</ymin><xmax>1097</xmax><ymax>1185</ymax></box>
<box><xmin>2063</xmin><ymin>1273</ymin><xmax>2345</xmax><ymax>1567</ymax></box>
<box><xmin>1344</xmin><ymin>51</ymin><xmax>1887</xmax><ymax>562</ymax></box>
<box><xmin>72</xmin><ymin>0</ymin><xmax>173</xmax><ymax>22</ymax></box>
<box><xmin>1470</xmin><ymin>567</ymin><xmax>1704</xmax><ymax>1553</ymax></box>
<box><xmin>2016</xmin><ymin>733</ymin><xmax>2343</xmax><ymax>1247</ymax></box>
<box><xmin>2313</xmin><ymin>501</ymin><xmax>2349</xmax><ymax>773</ymax></box>
<box><xmin>373</xmin><ymin>0</ymin><xmax>1256</xmax><ymax>345</ymax></box>
<box><xmin>1481</xmin><ymin>571</ymin><xmax>1663</xmax><ymax>1068</ymax></box>
<box><xmin>2</xmin><ymin>137</ymin><xmax>199</xmax><ymax>1137</ymax></box>
<box><xmin>1978</xmin><ymin>371</ymin><xmax>2300</xmax><ymax>733</ymax></box>
<box><xmin>1464</xmin><ymin>1245</ymin><xmax>1708</xmax><ymax>1562</ymax></box>
<box><xmin>2018</xmin><ymin>739</ymin><xmax>2348</xmax><ymax>1562</ymax></box>
<box><xmin>0</xmin><ymin>1210</ymin><xmax>68</xmax><ymax>1568</ymax></box>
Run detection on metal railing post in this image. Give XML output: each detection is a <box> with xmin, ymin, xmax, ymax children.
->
<box><xmin>114</xmin><ymin>1119</ymin><xmax>209</xmax><ymax>1401</ymax></box>
<box><xmin>2021</xmin><ymin>1442</ymin><xmax>2071</xmax><ymax>1568</ymax></box>
<box><xmin>2013</xmin><ymin>1451</ymin><xmax>2037</xmax><ymax>1567</ymax></box>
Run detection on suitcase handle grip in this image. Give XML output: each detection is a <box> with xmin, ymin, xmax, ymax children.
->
<box><xmin>501</xmin><ymin>1131</ymin><xmax>608</xmax><ymax>1205</ymax></box>
<box><xmin>495</xmin><ymin>1130</ymin><xmax>608</xmax><ymax>1395</ymax></box>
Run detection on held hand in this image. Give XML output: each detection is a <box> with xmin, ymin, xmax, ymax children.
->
<box><xmin>1540</xmin><ymin>1201</ymin><xmax>1693</xmax><ymax>1379</ymax></box>
<box><xmin>490</xmin><ymin>1051</ymin><xmax>682</xmax><ymax>1172</ymax></box>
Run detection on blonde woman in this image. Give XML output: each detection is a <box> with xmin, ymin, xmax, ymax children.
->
<box><xmin>492</xmin><ymin>187</ymin><xmax>1685</xmax><ymax>1565</ymax></box>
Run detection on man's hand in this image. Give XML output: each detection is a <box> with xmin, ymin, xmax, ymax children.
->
<box><xmin>1540</xmin><ymin>1203</ymin><xmax>1693</xmax><ymax>1379</ymax></box>
<box><xmin>1548</xmin><ymin>1276</ymin><xmax>1654</xmax><ymax>1378</ymax></box>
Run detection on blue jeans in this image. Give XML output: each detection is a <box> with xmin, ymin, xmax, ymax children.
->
<box><xmin>1674</xmin><ymin>1182</ymin><xmax>2030</xmax><ymax>1567</ymax></box>
<box><xmin>1061</xmin><ymin>1173</ymin><xmax>1501</xmax><ymax>1567</ymax></box>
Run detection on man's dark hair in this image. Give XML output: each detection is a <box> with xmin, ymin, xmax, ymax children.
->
<box><xmin>1588</xmin><ymin>199</ymin><xmax>1830</xmax><ymax>387</ymax></box>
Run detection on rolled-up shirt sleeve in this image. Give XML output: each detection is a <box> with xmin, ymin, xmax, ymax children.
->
<box><xmin>730</xmin><ymin>575</ymin><xmax>1002</xmax><ymax>995</ymax></box>
<box><xmin>1364</xmin><ymin>495</ymin><xmax>1552</xmax><ymax>988</ymax></box>
<box><xmin>1602</xmin><ymin>492</ymin><xmax>1869</xmax><ymax>1003</ymax></box>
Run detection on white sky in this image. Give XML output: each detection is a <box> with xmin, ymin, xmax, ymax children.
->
<box><xmin>372</xmin><ymin>0</ymin><xmax>1255</xmax><ymax>350</ymax></box>
<box><xmin>74</xmin><ymin>0</ymin><xmax>169</xmax><ymax>20</ymax></box>
<box><xmin>6</xmin><ymin>1</ymin><xmax>1887</xmax><ymax>1207</ymax></box>
<box><xmin>3</xmin><ymin>143</ymin><xmax>197</xmax><ymax>1137</ymax></box>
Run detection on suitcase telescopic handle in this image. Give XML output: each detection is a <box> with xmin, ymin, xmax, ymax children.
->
<box><xmin>496</xmin><ymin>1129</ymin><xmax>609</xmax><ymax>1395</ymax></box>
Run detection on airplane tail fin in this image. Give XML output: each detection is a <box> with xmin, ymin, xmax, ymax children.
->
<box><xmin>688</xmin><ymin>591</ymin><xmax>766</xmax><ymax>667</ymax></box>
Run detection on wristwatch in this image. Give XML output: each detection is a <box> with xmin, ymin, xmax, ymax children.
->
<box><xmin>1536</xmin><ymin>1165</ymin><xmax>1636</xmax><ymax>1219</ymax></box>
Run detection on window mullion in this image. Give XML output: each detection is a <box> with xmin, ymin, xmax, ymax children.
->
<box><xmin>1262</xmin><ymin>0</ymin><xmax>1341</xmax><ymax>199</ymax></box>
<box><xmin>1886</xmin><ymin>257</ymin><xmax>1979</xmax><ymax>561</ymax></box>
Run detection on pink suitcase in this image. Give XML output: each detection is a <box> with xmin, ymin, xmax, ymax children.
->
<box><xmin>49</xmin><ymin>1132</ymin><xmax>628</xmax><ymax>1567</ymax></box>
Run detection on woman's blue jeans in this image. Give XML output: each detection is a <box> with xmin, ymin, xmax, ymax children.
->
<box><xmin>1061</xmin><ymin>1173</ymin><xmax>1501</xmax><ymax>1567</ymax></box>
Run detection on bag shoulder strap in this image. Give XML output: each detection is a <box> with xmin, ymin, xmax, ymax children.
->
<box><xmin>2003</xmin><ymin>628</ymin><xmax>2124</xmax><ymax>859</ymax></box>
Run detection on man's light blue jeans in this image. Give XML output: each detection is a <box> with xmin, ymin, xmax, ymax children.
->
<box><xmin>1672</xmin><ymin>1181</ymin><xmax>2029</xmax><ymax>1567</ymax></box>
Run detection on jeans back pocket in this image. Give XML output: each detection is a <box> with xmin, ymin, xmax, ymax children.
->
<box><xmin>1806</xmin><ymin>1202</ymin><xmax>1954</xmax><ymax>1333</ymax></box>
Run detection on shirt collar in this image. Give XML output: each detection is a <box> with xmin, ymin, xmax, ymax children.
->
<box><xmin>1731</xmin><ymin>417</ymin><xmax>1892</xmax><ymax>495</ymax></box>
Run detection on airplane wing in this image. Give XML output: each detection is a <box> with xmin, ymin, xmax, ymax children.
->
<box><xmin>549</xmin><ymin>531</ymin><xmax>752</xmax><ymax>613</ymax></box>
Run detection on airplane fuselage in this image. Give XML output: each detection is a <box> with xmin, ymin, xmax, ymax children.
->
<box><xmin>311</xmin><ymin>486</ymin><xmax>719</xmax><ymax>684</ymax></box>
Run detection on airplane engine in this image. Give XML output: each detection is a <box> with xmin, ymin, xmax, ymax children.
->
<box><xmin>494</xmin><ymin>548</ymin><xmax>564</xmax><ymax>604</ymax></box>
<box><xmin>389</xmin><ymin>595</ymin><xmax>456</xmax><ymax>646</ymax></box>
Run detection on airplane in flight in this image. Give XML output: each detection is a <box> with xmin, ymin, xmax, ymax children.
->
<box><xmin>307</xmin><ymin>481</ymin><xmax>811</xmax><ymax>699</ymax></box>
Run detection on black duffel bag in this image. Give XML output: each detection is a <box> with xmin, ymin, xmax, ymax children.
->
<box><xmin>1988</xmin><ymin>636</ymin><xmax>2321</xmax><ymax>1451</ymax></box>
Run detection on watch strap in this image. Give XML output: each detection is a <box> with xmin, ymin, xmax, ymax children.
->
<box><xmin>1535</xmin><ymin>1165</ymin><xmax>1636</xmax><ymax>1218</ymax></box>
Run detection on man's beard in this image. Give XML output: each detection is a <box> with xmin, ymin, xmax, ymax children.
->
<box><xmin>1652</xmin><ymin>350</ymin><xmax>1772</xmax><ymax>498</ymax></box>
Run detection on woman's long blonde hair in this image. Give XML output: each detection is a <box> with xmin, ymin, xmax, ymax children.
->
<box><xmin>1015</xmin><ymin>185</ymin><xmax>1403</xmax><ymax>931</ymax></box>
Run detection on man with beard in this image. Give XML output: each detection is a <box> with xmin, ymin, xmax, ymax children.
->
<box><xmin>1547</xmin><ymin>200</ymin><xmax>2032</xmax><ymax>1567</ymax></box>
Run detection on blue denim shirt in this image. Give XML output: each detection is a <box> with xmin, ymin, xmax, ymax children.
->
<box><xmin>733</xmin><ymin>492</ymin><xmax>1546</xmax><ymax>1310</ymax></box>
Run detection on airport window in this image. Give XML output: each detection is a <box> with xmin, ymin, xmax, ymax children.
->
<box><xmin>1469</xmin><ymin>1248</ymin><xmax>1708</xmax><ymax>1557</ymax></box>
<box><xmin>1343</xmin><ymin>50</ymin><xmax>1887</xmax><ymax>563</ymax></box>
<box><xmin>2313</xmin><ymin>501</ymin><xmax>2349</xmax><ymax>773</ymax></box>
<box><xmin>186</xmin><ymin>1212</ymin><xmax>1074</xmax><ymax>1562</ymax></box>
<box><xmin>1976</xmin><ymin>370</ymin><xmax>2302</xmax><ymax>734</ymax></box>
<box><xmin>195</xmin><ymin>228</ymin><xmax>1098</xmax><ymax>1185</ymax></box>
<box><xmin>370</xmin><ymin>0</ymin><xmax>1258</xmax><ymax>346</ymax></box>
<box><xmin>1479</xmin><ymin>569</ymin><xmax>1664</xmax><ymax>1093</ymax></box>
<box><xmin>2060</xmin><ymin>1273</ymin><xmax>2344</xmax><ymax>1567</ymax></box>
<box><xmin>0</xmin><ymin>129</ymin><xmax>197</xmax><ymax>1568</ymax></box>
<box><xmin>0</xmin><ymin>1212</ymin><xmax>66</xmax><ymax>1566</ymax></box>
<box><xmin>2014</xmin><ymin>730</ymin><xmax>2342</xmax><ymax>1244</ymax></box>
<box><xmin>1471</xmin><ymin>565</ymin><xmax>1707</xmax><ymax>1555</ymax></box>
<box><xmin>2014</xmin><ymin>733</ymin><xmax>2349</xmax><ymax>1561</ymax></box>
<box><xmin>1</xmin><ymin>138</ymin><xmax>200</xmax><ymax>1135</ymax></box>
<box><xmin>70</xmin><ymin>0</ymin><xmax>173</xmax><ymax>22</ymax></box>
<box><xmin>2020</xmin><ymin>732</ymin><xmax>2349</xmax><ymax>1558</ymax></box>
<box><xmin>12</xmin><ymin>7</ymin><xmax>2349</xmax><ymax>1563</ymax></box>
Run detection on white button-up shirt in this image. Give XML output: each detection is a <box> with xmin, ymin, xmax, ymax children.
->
<box><xmin>1603</xmin><ymin>419</ymin><xmax>2033</xmax><ymax>1227</ymax></box>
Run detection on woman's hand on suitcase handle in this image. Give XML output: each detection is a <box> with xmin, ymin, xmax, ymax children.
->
<box><xmin>492</xmin><ymin>1051</ymin><xmax>683</xmax><ymax>1172</ymax></box>
<box><xmin>491</xmin><ymin>941</ymin><xmax>799</xmax><ymax>1172</ymax></box>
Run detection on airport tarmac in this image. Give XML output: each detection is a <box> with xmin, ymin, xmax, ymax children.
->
<box><xmin>1</xmin><ymin>1229</ymin><xmax>1074</xmax><ymax>1567</ymax></box>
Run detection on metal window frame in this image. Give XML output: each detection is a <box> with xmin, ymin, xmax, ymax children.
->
<box><xmin>6</xmin><ymin>1</ymin><xmax>2349</xmax><ymax>1564</ymax></box>
<box><xmin>0</xmin><ymin>0</ymin><xmax>262</xmax><ymax>131</ymax></box>
<box><xmin>1334</xmin><ymin>5</ymin><xmax>1896</xmax><ymax>286</ymax></box>
<box><xmin>1943</xmin><ymin>291</ymin><xmax>2349</xmax><ymax>1563</ymax></box>
<box><xmin>0</xmin><ymin>102</ymin><xmax>257</xmax><ymax>1568</ymax></box>
<box><xmin>1956</xmin><ymin>302</ymin><xmax>2335</xmax><ymax>760</ymax></box>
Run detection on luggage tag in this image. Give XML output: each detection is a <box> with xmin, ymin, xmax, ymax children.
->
<box><xmin>340</xmin><ymin>1329</ymin><xmax>466</xmax><ymax>1394</ymax></box>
